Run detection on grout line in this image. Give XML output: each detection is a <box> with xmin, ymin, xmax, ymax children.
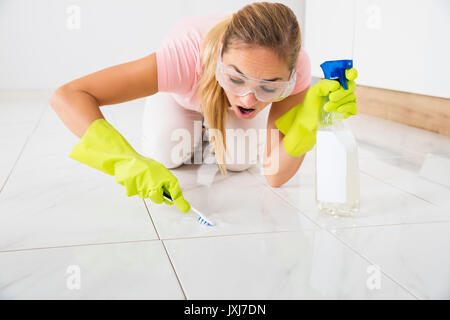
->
<box><xmin>142</xmin><ymin>199</ymin><xmax>188</xmax><ymax>300</ymax></box>
<box><xmin>418</xmin><ymin>175</ymin><xmax>450</xmax><ymax>190</ymax></box>
<box><xmin>0</xmin><ymin>105</ymin><xmax>47</xmax><ymax>194</ymax></box>
<box><xmin>325</xmin><ymin>230</ymin><xmax>422</xmax><ymax>300</ymax></box>
<box><xmin>160</xmin><ymin>240</ymin><xmax>188</xmax><ymax>300</ymax></box>
<box><xmin>142</xmin><ymin>199</ymin><xmax>161</xmax><ymax>240</ymax></box>
<box><xmin>159</xmin><ymin>228</ymin><xmax>315</xmax><ymax>242</ymax></box>
<box><xmin>321</xmin><ymin>219</ymin><xmax>450</xmax><ymax>231</ymax></box>
<box><xmin>0</xmin><ymin>238</ymin><xmax>161</xmax><ymax>254</ymax></box>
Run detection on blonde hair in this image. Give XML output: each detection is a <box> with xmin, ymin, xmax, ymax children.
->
<box><xmin>198</xmin><ymin>2</ymin><xmax>302</xmax><ymax>175</ymax></box>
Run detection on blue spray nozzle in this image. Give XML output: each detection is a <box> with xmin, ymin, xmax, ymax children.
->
<box><xmin>320</xmin><ymin>60</ymin><xmax>353</xmax><ymax>90</ymax></box>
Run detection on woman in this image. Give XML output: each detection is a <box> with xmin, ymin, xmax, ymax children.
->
<box><xmin>50</xmin><ymin>2</ymin><xmax>357</xmax><ymax>214</ymax></box>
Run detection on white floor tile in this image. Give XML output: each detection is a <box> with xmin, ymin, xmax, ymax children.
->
<box><xmin>0</xmin><ymin>99</ymin><xmax>46</xmax><ymax>190</ymax></box>
<box><xmin>334</xmin><ymin>222</ymin><xmax>450</xmax><ymax>299</ymax></box>
<box><xmin>165</xmin><ymin>231</ymin><xmax>416</xmax><ymax>299</ymax></box>
<box><xmin>145</xmin><ymin>170</ymin><xmax>317</xmax><ymax>240</ymax></box>
<box><xmin>360</xmin><ymin>156</ymin><xmax>450</xmax><ymax>211</ymax></box>
<box><xmin>0</xmin><ymin>241</ymin><xmax>184</xmax><ymax>299</ymax></box>
<box><xmin>0</xmin><ymin>123</ymin><xmax>36</xmax><ymax>190</ymax></box>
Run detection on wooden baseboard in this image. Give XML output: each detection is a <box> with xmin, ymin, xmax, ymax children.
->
<box><xmin>355</xmin><ymin>85</ymin><xmax>450</xmax><ymax>137</ymax></box>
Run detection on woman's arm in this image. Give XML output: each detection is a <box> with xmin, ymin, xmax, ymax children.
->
<box><xmin>263</xmin><ymin>88</ymin><xmax>309</xmax><ymax>187</ymax></box>
<box><xmin>50</xmin><ymin>53</ymin><xmax>159</xmax><ymax>138</ymax></box>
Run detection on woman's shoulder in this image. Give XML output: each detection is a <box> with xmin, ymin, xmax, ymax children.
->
<box><xmin>289</xmin><ymin>48</ymin><xmax>311</xmax><ymax>95</ymax></box>
<box><xmin>297</xmin><ymin>48</ymin><xmax>310</xmax><ymax>66</ymax></box>
<box><xmin>295</xmin><ymin>48</ymin><xmax>311</xmax><ymax>78</ymax></box>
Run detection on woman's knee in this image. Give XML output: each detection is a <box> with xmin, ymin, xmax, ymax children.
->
<box><xmin>141</xmin><ymin>132</ymin><xmax>197</xmax><ymax>169</ymax></box>
<box><xmin>225</xmin><ymin>162</ymin><xmax>252</xmax><ymax>172</ymax></box>
<box><xmin>142</xmin><ymin>124</ymin><xmax>205</xmax><ymax>169</ymax></box>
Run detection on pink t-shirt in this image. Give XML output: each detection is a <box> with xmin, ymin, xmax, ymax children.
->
<box><xmin>156</xmin><ymin>13</ymin><xmax>311</xmax><ymax>113</ymax></box>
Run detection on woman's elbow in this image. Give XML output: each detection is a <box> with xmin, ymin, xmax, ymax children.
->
<box><xmin>50</xmin><ymin>86</ymin><xmax>69</xmax><ymax>111</ymax></box>
<box><xmin>265</xmin><ymin>175</ymin><xmax>285</xmax><ymax>188</ymax></box>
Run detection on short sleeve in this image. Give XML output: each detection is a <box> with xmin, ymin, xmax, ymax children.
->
<box><xmin>156</xmin><ymin>19</ymin><xmax>201</xmax><ymax>94</ymax></box>
<box><xmin>289</xmin><ymin>49</ymin><xmax>311</xmax><ymax>96</ymax></box>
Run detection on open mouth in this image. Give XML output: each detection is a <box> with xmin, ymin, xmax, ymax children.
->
<box><xmin>237</xmin><ymin>106</ymin><xmax>256</xmax><ymax>117</ymax></box>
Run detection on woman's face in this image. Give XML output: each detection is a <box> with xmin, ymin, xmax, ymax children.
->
<box><xmin>221</xmin><ymin>45</ymin><xmax>291</xmax><ymax>120</ymax></box>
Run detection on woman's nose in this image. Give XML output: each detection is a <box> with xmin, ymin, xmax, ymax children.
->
<box><xmin>240</xmin><ymin>92</ymin><xmax>258</xmax><ymax>108</ymax></box>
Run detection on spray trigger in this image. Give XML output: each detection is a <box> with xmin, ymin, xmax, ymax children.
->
<box><xmin>320</xmin><ymin>60</ymin><xmax>353</xmax><ymax>90</ymax></box>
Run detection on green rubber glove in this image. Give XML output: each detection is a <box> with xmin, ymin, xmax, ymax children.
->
<box><xmin>323</xmin><ymin>68</ymin><xmax>358</xmax><ymax>117</ymax></box>
<box><xmin>69</xmin><ymin>119</ymin><xmax>191</xmax><ymax>213</ymax></box>
<box><xmin>275</xmin><ymin>68</ymin><xmax>358</xmax><ymax>157</ymax></box>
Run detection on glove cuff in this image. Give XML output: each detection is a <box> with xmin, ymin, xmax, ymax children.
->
<box><xmin>69</xmin><ymin>118</ymin><xmax>138</xmax><ymax>176</ymax></box>
<box><xmin>275</xmin><ymin>104</ymin><xmax>300</xmax><ymax>136</ymax></box>
<box><xmin>282</xmin><ymin>125</ymin><xmax>317</xmax><ymax>157</ymax></box>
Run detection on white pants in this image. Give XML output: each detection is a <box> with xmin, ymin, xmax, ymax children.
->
<box><xmin>141</xmin><ymin>92</ymin><xmax>270</xmax><ymax>172</ymax></box>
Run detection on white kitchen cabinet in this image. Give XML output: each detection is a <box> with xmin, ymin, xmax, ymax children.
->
<box><xmin>304</xmin><ymin>0</ymin><xmax>450</xmax><ymax>98</ymax></box>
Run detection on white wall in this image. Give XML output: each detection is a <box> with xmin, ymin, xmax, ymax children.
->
<box><xmin>0</xmin><ymin>0</ymin><xmax>305</xmax><ymax>91</ymax></box>
<box><xmin>304</xmin><ymin>0</ymin><xmax>450</xmax><ymax>99</ymax></box>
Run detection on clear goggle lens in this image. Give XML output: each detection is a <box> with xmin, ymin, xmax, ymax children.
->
<box><xmin>215</xmin><ymin>48</ymin><xmax>297</xmax><ymax>102</ymax></box>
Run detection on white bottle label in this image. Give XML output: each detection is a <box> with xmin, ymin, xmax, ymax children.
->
<box><xmin>316</xmin><ymin>130</ymin><xmax>347</xmax><ymax>203</ymax></box>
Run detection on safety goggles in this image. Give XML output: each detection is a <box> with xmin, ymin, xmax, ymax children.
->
<box><xmin>215</xmin><ymin>43</ymin><xmax>297</xmax><ymax>102</ymax></box>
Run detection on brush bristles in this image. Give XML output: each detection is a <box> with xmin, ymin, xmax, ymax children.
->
<box><xmin>198</xmin><ymin>217</ymin><xmax>212</xmax><ymax>227</ymax></box>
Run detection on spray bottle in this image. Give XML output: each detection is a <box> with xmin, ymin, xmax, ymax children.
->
<box><xmin>314</xmin><ymin>60</ymin><xmax>360</xmax><ymax>217</ymax></box>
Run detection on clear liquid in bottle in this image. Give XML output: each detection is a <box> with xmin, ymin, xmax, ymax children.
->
<box><xmin>315</xmin><ymin>99</ymin><xmax>360</xmax><ymax>217</ymax></box>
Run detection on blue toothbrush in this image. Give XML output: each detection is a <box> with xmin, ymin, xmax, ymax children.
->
<box><xmin>163</xmin><ymin>191</ymin><xmax>215</xmax><ymax>227</ymax></box>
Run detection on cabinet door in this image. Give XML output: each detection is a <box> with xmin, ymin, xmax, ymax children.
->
<box><xmin>304</xmin><ymin>0</ymin><xmax>356</xmax><ymax>78</ymax></box>
<box><xmin>305</xmin><ymin>0</ymin><xmax>450</xmax><ymax>98</ymax></box>
<box><xmin>354</xmin><ymin>0</ymin><xmax>449</xmax><ymax>98</ymax></box>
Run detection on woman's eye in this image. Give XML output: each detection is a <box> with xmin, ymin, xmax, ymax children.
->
<box><xmin>261</xmin><ymin>86</ymin><xmax>277</xmax><ymax>93</ymax></box>
<box><xmin>229</xmin><ymin>77</ymin><xmax>244</xmax><ymax>85</ymax></box>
